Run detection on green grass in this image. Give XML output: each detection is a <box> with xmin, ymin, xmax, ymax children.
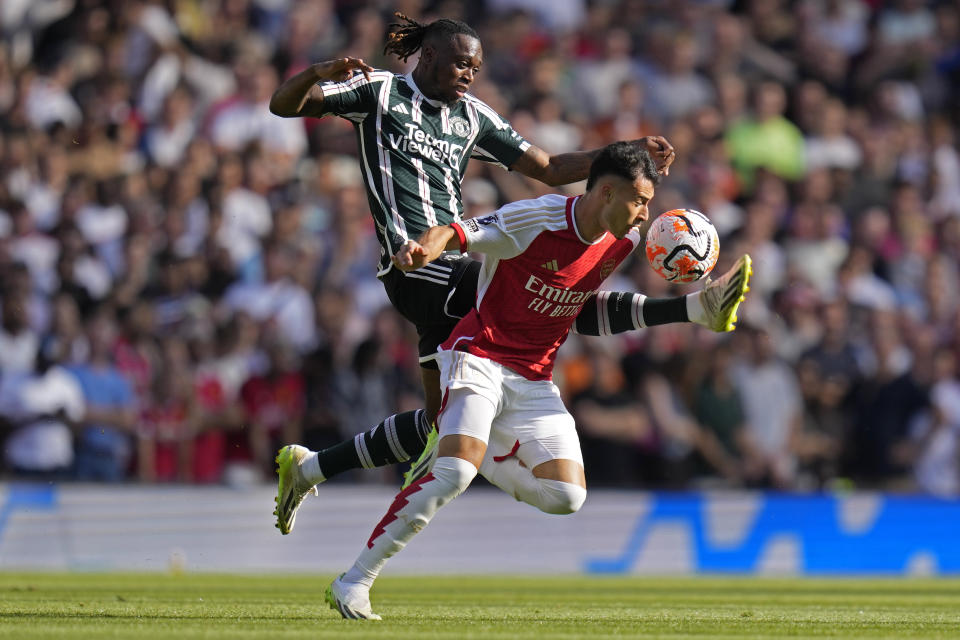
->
<box><xmin>2</xmin><ymin>573</ymin><xmax>960</xmax><ymax>639</ymax></box>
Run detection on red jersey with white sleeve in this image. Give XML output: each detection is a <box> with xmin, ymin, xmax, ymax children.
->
<box><xmin>441</xmin><ymin>194</ymin><xmax>641</xmax><ymax>381</ymax></box>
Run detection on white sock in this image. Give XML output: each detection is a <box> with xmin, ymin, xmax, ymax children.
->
<box><xmin>686</xmin><ymin>290</ymin><xmax>706</xmax><ymax>326</ymax></box>
<box><xmin>631</xmin><ymin>293</ymin><xmax>647</xmax><ymax>329</ymax></box>
<box><xmin>479</xmin><ymin>455</ymin><xmax>586</xmax><ymax>515</ymax></box>
<box><xmin>343</xmin><ymin>456</ymin><xmax>477</xmax><ymax>586</ymax></box>
<box><xmin>302</xmin><ymin>451</ymin><xmax>325</xmax><ymax>485</ymax></box>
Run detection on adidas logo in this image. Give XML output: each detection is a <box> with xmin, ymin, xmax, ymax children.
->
<box><xmin>540</xmin><ymin>259</ymin><xmax>559</xmax><ymax>271</ymax></box>
<box><xmin>391</xmin><ymin>103</ymin><xmax>409</xmax><ymax>114</ymax></box>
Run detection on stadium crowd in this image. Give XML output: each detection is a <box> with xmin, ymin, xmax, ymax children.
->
<box><xmin>0</xmin><ymin>0</ymin><xmax>958</xmax><ymax>494</ymax></box>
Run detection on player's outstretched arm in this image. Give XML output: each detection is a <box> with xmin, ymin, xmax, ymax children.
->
<box><xmin>269</xmin><ymin>57</ymin><xmax>374</xmax><ymax>118</ymax></box>
<box><xmin>511</xmin><ymin>136</ymin><xmax>676</xmax><ymax>186</ymax></box>
<box><xmin>391</xmin><ymin>225</ymin><xmax>461</xmax><ymax>272</ymax></box>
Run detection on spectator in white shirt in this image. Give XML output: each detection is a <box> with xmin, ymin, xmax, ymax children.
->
<box><xmin>212</xmin><ymin>153</ymin><xmax>272</xmax><ymax>269</ymax></box>
<box><xmin>732</xmin><ymin>325</ymin><xmax>804</xmax><ymax>488</ymax></box>
<box><xmin>0</xmin><ymin>348</ymin><xmax>85</xmax><ymax>477</ymax></box>
<box><xmin>24</xmin><ymin>60</ymin><xmax>82</xmax><ymax>130</ymax></box>
<box><xmin>208</xmin><ymin>61</ymin><xmax>307</xmax><ymax>159</ymax></box>
<box><xmin>145</xmin><ymin>84</ymin><xmax>197</xmax><ymax>168</ymax></box>
<box><xmin>222</xmin><ymin>241</ymin><xmax>317</xmax><ymax>353</ymax></box>
<box><xmin>804</xmin><ymin>98</ymin><xmax>862</xmax><ymax>171</ymax></box>
<box><xmin>909</xmin><ymin>350</ymin><xmax>960</xmax><ymax>496</ymax></box>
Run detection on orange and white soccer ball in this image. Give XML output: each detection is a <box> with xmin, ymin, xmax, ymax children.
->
<box><xmin>645</xmin><ymin>209</ymin><xmax>719</xmax><ymax>283</ymax></box>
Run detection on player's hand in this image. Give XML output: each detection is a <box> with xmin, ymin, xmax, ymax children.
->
<box><xmin>638</xmin><ymin>136</ymin><xmax>676</xmax><ymax>176</ymax></box>
<box><xmin>392</xmin><ymin>240</ymin><xmax>430</xmax><ymax>272</ymax></box>
<box><xmin>312</xmin><ymin>57</ymin><xmax>373</xmax><ymax>83</ymax></box>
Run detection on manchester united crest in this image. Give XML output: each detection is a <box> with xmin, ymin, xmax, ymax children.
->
<box><xmin>450</xmin><ymin>116</ymin><xmax>471</xmax><ymax>138</ymax></box>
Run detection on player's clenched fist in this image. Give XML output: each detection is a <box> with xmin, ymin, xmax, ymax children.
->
<box><xmin>639</xmin><ymin>135</ymin><xmax>676</xmax><ymax>176</ymax></box>
<box><xmin>392</xmin><ymin>240</ymin><xmax>429</xmax><ymax>271</ymax></box>
<box><xmin>312</xmin><ymin>57</ymin><xmax>373</xmax><ymax>83</ymax></box>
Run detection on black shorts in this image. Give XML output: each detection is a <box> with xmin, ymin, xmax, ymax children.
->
<box><xmin>380</xmin><ymin>253</ymin><xmax>481</xmax><ymax>370</ymax></box>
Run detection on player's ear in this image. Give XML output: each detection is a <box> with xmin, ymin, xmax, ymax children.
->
<box><xmin>420</xmin><ymin>43</ymin><xmax>435</xmax><ymax>65</ymax></box>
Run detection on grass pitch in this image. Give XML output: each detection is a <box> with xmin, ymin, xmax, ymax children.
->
<box><xmin>2</xmin><ymin>573</ymin><xmax>959</xmax><ymax>639</ymax></box>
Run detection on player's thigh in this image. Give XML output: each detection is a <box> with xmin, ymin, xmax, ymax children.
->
<box><xmin>435</xmin><ymin>350</ymin><xmax>503</xmax><ymax>467</ymax></box>
<box><xmin>531</xmin><ymin>458</ymin><xmax>586</xmax><ymax>487</ymax></box>
<box><xmin>492</xmin><ymin>378</ymin><xmax>585</xmax><ymax>487</ymax></box>
<box><xmin>419</xmin><ymin>366</ymin><xmax>442</xmax><ymax>425</ymax></box>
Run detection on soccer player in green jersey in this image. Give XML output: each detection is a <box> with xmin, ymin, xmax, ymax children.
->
<box><xmin>269</xmin><ymin>14</ymin><xmax>739</xmax><ymax>535</ymax></box>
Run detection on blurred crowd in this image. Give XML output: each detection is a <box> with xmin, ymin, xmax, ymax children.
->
<box><xmin>0</xmin><ymin>0</ymin><xmax>958</xmax><ymax>495</ymax></box>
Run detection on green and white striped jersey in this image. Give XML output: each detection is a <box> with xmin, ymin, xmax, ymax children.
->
<box><xmin>319</xmin><ymin>71</ymin><xmax>531</xmax><ymax>273</ymax></box>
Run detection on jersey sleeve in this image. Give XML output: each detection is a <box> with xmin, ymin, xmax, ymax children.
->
<box><xmin>453</xmin><ymin>213</ymin><xmax>521</xmax><ymax>259</ymax></box>
<box><xmin>468</xmin><ymin>99</ymin><xmax>531</xmax><ymax>170</ymax></box>
<box><xmin>318</xmin><ymin>71</ymin><xmax>390</xmax><ymax>122</ymax></box>
<box><xmin>452</xmin><ymin>195</ymin><xmax>564</xmax><ymax>259</ymax></box>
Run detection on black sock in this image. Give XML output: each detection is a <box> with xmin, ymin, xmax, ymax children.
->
<box><xmin>574</xmin><ymin>292</ymin><xmax>689</xmax><ymax>336</ymax></box>
<box><xmin>315</xmin><ymin>410</ymin><xmax>432</xmax><ymax>479</ymax></box>
<box><xmin>574</xmin><ymin>292</ymin><xmax>637</xmax><ymax>335</ymax></box>
<box><xmin>642</xmin><ymin>296</ymin><xmax>689</xmax><ymax>326</ymax></box>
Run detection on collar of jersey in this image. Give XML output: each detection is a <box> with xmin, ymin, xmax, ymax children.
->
<box><xmin>567</xmin><ymin>195</ymin><xmax>609</xmax><ymax>245</ymax></box>
<box><xmin>404</xmin><ymin>73</ymin><xmax>449</xmax><ymax>110</ymax></box>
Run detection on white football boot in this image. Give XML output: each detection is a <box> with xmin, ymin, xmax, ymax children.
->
<box><xmin>325</xmin><ymin>574</ymin><xmax>382</xmax><ymax>620</ymax></box>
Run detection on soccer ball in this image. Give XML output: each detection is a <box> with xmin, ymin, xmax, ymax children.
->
<box><xmin>645</xmin><ymin>209</ymin><xmax>719</xmax><ymax>283</ymax></box>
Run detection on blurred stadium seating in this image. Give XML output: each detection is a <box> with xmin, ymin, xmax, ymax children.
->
<box><xmin>0</xmin><ymin>0</ymin><xmax>959</xmax><ymax>496</ymax></box>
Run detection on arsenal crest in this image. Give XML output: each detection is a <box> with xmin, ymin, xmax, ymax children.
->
<box><xmin>600</xmin><ymin>259</ymin><xmax>615</xmax><ymax>279</ymax></box>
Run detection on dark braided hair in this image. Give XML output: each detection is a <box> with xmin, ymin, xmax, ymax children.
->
<box><xmin>383</xmin><ymin>12</ymin><xmax>480</xmax><ymax>62</ymax></box>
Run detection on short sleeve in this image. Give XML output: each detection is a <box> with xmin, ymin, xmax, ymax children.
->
<box><xmin>467</xmin><ymin>98</ymin><xmax>531</xmax><ymax>170</ymax></box>
<box><xmin>454</xmin><ymin>194</ymin><xmax>566</xmax><ymax>260</ymax></box>
<box><xmin>319</xmin><ymin>71</ymin><xmax>390</xmax><ymax>121</ymax></box>
<box><xmin>454</xmin><ymin>213</ymin><xmax>522</xmax><ymax>260</ymax></box>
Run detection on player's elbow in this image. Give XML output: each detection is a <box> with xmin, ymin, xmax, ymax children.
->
<box><xmin>268</xmin><ymin>93</ymin><xmax>298</xmax><ymax>117</ymax></box>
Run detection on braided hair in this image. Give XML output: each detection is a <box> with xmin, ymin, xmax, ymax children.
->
<box><xmin>383</xmin><ymin>12</ymin><xmax>480</xmax><ymax>62</ymax></box>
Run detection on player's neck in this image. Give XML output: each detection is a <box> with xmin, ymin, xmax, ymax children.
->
<box><xmin>573</xmin><ymin>193</ymin><xmax>605</xmax><ymax>242</ymax></box>
<box><xmin>411</xmin><ymin>67</ymin><xmax>444</xmax><ymax>103</ymax></box>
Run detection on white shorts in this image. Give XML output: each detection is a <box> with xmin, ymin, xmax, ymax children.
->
<box><xmin>436</xmin><ymin>350</ymin><xmax>583</xmax><ymax>469</ymax></box>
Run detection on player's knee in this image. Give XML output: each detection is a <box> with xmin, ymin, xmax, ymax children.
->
<box><xmin>538</xmin><ymin>480</ymin><xmax>587</xmax><ymax>515</ymax></box>
<box><xmin>430</xmin><ymin>456</ymin><xmax>478</xmax><ymax>495</ymax></box>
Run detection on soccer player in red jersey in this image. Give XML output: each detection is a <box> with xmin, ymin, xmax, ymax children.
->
<box><xmin>270</xmin><ymin>13</ymin><xmax>674</xmax><ymax>426</ymax></box>
<box><xmin>270</xmin><ymin>14</ymin><xmax>736</xmax><ymax>537</ymax></box>
<box><xmin>324</xmin><ymin>143</ymin><xmax>752</xmax><ymax>619</ymax></box>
